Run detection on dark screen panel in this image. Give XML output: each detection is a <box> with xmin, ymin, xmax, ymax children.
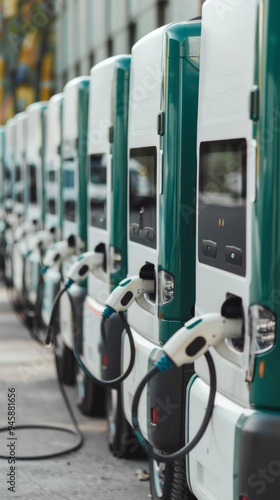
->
<box><xmin>129</xmin><ymin>146</ymin><xmax>157</xmax><ymax>249</ymax></box>
<box><xmin>198</xmin><ymin>138</ymin><xmax>247</xmax><ymax>276</ymax></box>
<box><xmin>48</xmin><ymin>198</ymin><xmax>56</xmax><ymax>215</ymax></box>
<box><xmin>89</xmin><ymin>154</ymin><xmax>107</xmax><ymax>229</ymax></box>
<box><xmin>28</xmin><ymin>164</ymin><xmax>37</xmax><ymax>203</ymax></box>
<box><xmin>199</xmin><ymin>139</ymin><xmax>246</xmax><ymax>206</ymax></box>
<box><xmin>64</xmin><ymin>200</ymin><xmax>76</xmax><ymax>222</ymax></box>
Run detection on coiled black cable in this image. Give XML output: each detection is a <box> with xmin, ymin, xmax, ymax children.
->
<box><xmin>0</xmin><ymin>279</ymin><xmax>84</xmax><ymax>460</ymax></box>
<box><xmin>46</xmin><ymin>285</ymin><xmax>136</xmax><ymax>387</ymax></box>
<box><xmin>131</xmin><ymin>351</ymin><xmax>217</xmax><ymax>463</ymax></box>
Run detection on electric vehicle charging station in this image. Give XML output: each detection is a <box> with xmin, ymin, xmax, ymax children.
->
<box><xmin>44</xmin><ymin>93</ymin><xmax>63</xmax><ymax>239</ymax></box>
<box><xmin>13</xmin><ymin>112</ymin><xmax>27</xmax><ymax>219</ymax></box>
<box><xmin>0</xmin><ymin>126</ymin><xmax>6</xmax><ymax>269</ymax></box>
<box><xmin>12</xmin><ymin>112</ymin><xmax>28</xmax><ymax>307</ymax></box>
<box><xmin>68</xmin><ymin>56</ymin><xmax>131</xmax><ymax>417</ymax></box>
<box><xmin>21</xmin><ymin>102</ymin><xmax>48</xmax><ymax>321</ymax></box>
<box><xmin>0</xmin><ymin>125</ymin><xmax>5</xmax><ymax>217</ymax></box>
<box><xmin>3</xmin><ymin>117</ymin><xmax>16</xmax><ymax>287</ymax></box>
<box><xmin>178</xmin><ymin>1</ymin><xmax>280</xmax><ymax>499</ymax></box>
<box><xmin>3</xmin><ymin>118</ymin><xmax>15</xmax><ymax>216</ymax></box>
<box><xmin>102</xmin><ymin>21</ymin><xmax>201</xmax><ymax>494</ymax></box>
<box><xmin>44</xmin><ymin>77</ymin><xmax>90</xmax><ymax>385</ymax></box>
<box><xmin>39</xmin><ymin>93</ymin><xmax>64</xmax><ymax>329</ymax></box>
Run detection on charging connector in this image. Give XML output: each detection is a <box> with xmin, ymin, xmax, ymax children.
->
<box><xmin>162</xmin><ymin>313</ymin><xmax>242</xmax><ymax>367</ymax></box>
<box><xmin>65</xmin><ymin>251</ymin><xmax>104</xmax><ymax>283</ymax></box>
<box><xmin>103</xmin><ymin>275</ymin><xmax>155</xmax><ymax>318</ymax></box>
<box><xmin>131</xmin><ymin>297</ymin><xmax>243</xmax><ymax>462</ymax></box>
<box><xmin>27</xmin><ymin>230</ymin><xmax>54</xmax><ymax>253</ymax></box>
<box><xmin>42</xmin><ymin>237</ymin><xmax>76</xmax><ymax>272</ymax></box>
<box><xmin>14</xmin><ymin>221</ymin><xmax>35</xmax><ymax>242</ymax></box>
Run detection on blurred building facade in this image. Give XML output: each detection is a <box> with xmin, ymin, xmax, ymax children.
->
<box><xmin>0</xmin><ymin>1</ymin><xmax>204</xmax><ymax>122</ymax></box>
<box><xmin>0</xmin><ymin>0</ymin><xmax>55</xmax><ymax>123</ymax></box>
<box><xmin>55</xmin><ymin>0</ymin><xmax>204</xmax><ymax>91</ymax></box>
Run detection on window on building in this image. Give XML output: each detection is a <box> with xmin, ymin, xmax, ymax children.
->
<box><xmin>89</xmin><ymin>50</ymin><xmax>95</xmax><ymax>70</ymax></box>
<box><xmin>128</xmin><ymin>21</ymin><xmax>136</xmax><ymax>49</ymax></box>
<box><xmin>107</xmin><ymin>37</ymin><xmax>113</xmax><ymax>57</ymax></box>
<box><xmin>157</xmin><ymin>0</ymin><xmax>168</xmax><ymax>27</ymax></box>
<box><xmin>62</xmin><ymin>70</ymin><xmax>68</xmax><ymax>88</ymax></box>
<box><xmin>75</xmin><ymin>61</ymin><xmax>81</xmax><ymax>77</ymax></box>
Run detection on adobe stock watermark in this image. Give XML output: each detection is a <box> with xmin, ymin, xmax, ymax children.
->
<box><xmin>17</xmin><ymin>345</ymin><xmax>54</xmax><ymax>383</ymax></box>
<box><xmin>7</xmin><ymin>1</ymin><xmax>60</xmax><ymax>54</ymax></box>
<box><xmin>247</xmin><ymin>456</ymin><xmax>280</xmax><ymax>495</ymax></box>
<box><xmin>214</xmin><ymin>0</ymin><xmax>246</xmax><ymax>22</ymax></box>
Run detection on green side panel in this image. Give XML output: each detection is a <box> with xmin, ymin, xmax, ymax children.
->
<box><xmin>59</xmin><ymin>97</ymin><xmax>64</xmax><ymax>235</ymax></box>
<box><xmin>110</xmin><ymin>56</ymin><xmax>130</xmax><ymax>291</ymax></box>
<box><xmin>147</xmin><ymin>348</ymin><xmax>159</xmax><ymax>444</ymax></box>
<box><xmin>159</xmin><ymin>318</ymin><xmax>184</xmax><ymax>345</ymax></box>
<box><xmin>0</xmin><ymin>129</ymin><xmax>5</xmax><ymax>206</ymax></box>
<box><xmin>158</xmin><ymin>22</ymin><xmax>200</xmax><ymax>343</ymax></box>
<box><xmin>77</xmin><ymin>80</ymin><xmax>90</xmax><ymax>248</ymax></box>
<box><xmin>42</xmin><ymin>270</ymin><xmax>60</xmax><ymax>320</ymax></box>
<box><xmin>26</xmin><ymin>251</ymin><xmax>40</xmax><ymax>293</ymax></box>
<box><xmin>234</xmin><ymin>410</ymin><xmax>280</xmax><ymax>499</ymax></box>
<box><xmin>250</xmin><ymin>0</ymin><xmax>280</xmax><ymax>409</ymax></box>
<box><xmin>185</xmin><ymin>373</ymin><xmax>198</xmax><ymax>495</ymax></box>
<box><xmin>233</xmin><ymin>413</ymin><xmax>250</xmax><ymax>500</ymax></box>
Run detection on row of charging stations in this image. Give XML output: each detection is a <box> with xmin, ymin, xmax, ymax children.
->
<box><xmin>1</xmin><ymin>1</ymin><xmax>280</xmax><ymax>499</ymax></box>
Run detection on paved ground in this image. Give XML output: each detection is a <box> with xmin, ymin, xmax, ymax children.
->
<box><xmin>0</xmin><ymin>283</ymin><xmax>150</xmax><ymax>500</ymax></box>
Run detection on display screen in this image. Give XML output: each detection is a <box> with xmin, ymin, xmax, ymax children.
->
<box><xmin>199</xmin><ymin>139</ymin><xmax>246</xmax><ymax>206</ymax></box>
<box><xmin>47</xmin><ymin>198</ymin><xmax>56</xmax><ymax>215</ymax></box>
<box><xmin>198</xmin><ymin>138</ymin><xmax>247</xmax><ymax>277</ymax></box>
<box><xmin>89</xmin><ymin>154</ymin><xmax>107</xmax><ymax>229</ymax></box>
<box><xmin>129</xmin><ymin>146</ymin><xmax>157</xmax><ymax>249</ymax></box>
<box><xmin>64</xmin><ymin>200</ymin><xmax>76</xmax><ymax>222</ymax></box>
<box><xmin>15</xmin><ymin>165</ymin><xmax>21</xmax><ymax>182</ymax></box>
<box><xmin>28</xmin><ymin>164</ymin><xmax>37</xmax><ymax>204</ymax></box>
<box><xmin>4</xmin><ymin>168</ymin><xmax>12</xmax><ymax>199</ymax></box>
<box><xmin>63</xmin><ymin>160</ymin><xmax>75</xmax><ymax>188</ymax></box>
<box><xmin>16</xmin><ymin>191</ymin><xmax>23</xmax><ymax>203</ymax></box>
<box><xmin>48</xmin><ymin>169</ymin><xmax>56</xmax><ymax>183</ymax></box>
<box><xmin>63</xmin><ymin>159</ymin><xmax>76</xmax><ymax>222</ymax></box>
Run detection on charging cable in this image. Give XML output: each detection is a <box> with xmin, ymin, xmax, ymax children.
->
<box><xmin>45</xmin><ymin>282</ymin><xmax>136</xmax><ymax>387</ymax></box>
<box><xmin>0</xmin><ymin>279</ymin><xmax>83</xmax><ymax>460</ymax></box>
<box><xmin>131</xmin><ymin>307</ymin><xmax>243</xmax><ymax>462</ymax></box>
<box><xmin>45</xmin><ymin>258</ymin><xmax>155</xmax><ymax>387</ymax></box>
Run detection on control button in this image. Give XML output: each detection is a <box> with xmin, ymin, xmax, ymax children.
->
<box><xmin>202</xmin><ymin>239</ymin><xmax>217</xmax><ymax>259</ymax></box>
<box><xmin>143</xmin><ymin>226</ymin><xmax>154</xmax><ymax>242</ymax></box>
<box><xmin>225</xmin><ymin>246</ymin><xmax>242</xmax><ymax>266</ymax></box>
<box><xmin>130</xmin><ymin>223</ymin><xmax>140</xmax><ymax>237</ymax></box>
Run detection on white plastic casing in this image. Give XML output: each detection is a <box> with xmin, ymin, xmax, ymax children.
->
<box><xmin>105</xmin><ymin>276</ymin><xmax>155</xmax><ymax>313</ymax></box>
<box><xmin>43</xmin><ymin>240</ymin><xmax>75</xmax><ymax>268</ymax></box>
<box><xmin>66</xmin><ymin>251</ymin><xmax>104</xmax><ymax>283</ymax></box>
<box><xmin>163</xmin><ymin>314</ymin><xmax>243</xmax><ymax>366</ymax></box>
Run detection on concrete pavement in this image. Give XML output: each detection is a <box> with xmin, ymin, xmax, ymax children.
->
<box><xmin>0</xmin><ymin>283</ymin><xmax>150</xmax><ymax>500</ymax></box>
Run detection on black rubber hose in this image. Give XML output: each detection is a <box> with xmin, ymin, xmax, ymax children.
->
<box><xmin>0</xmin><ymin>291</ymin><xmax>84</xmax><ymax>460</ymax></box>
<box><xmin>131</xmin><ymin>351</ymin><xmax>217</xmax><ymax>463</ymax></box>
<box><xmin>72</xmin><ymin>312</ymin><xmax>135</xmax><ymax>387</ymax></box>
<box><xmin>45</xmin><ymin>286</ymin><xmax>69</xmax><ymax>346</ymax></box>
<box><xmin>0</xmin><ymin>353</ymin><xmax>83</xmax><ymax>460</ymax></box>
<box><xmin>47</xmin><ymin>285</ymin><xmax>136</xmax><ymax>387</ymax></box>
